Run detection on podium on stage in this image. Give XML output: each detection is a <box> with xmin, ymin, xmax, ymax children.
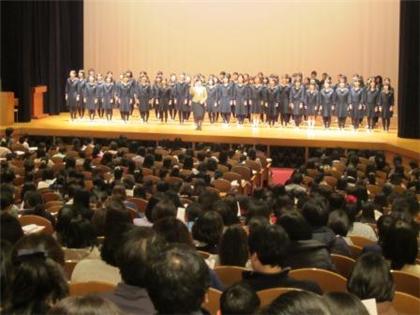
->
<box><xmin>0</xmin><ymin>92</ymin><xmax>15</xmax><ymax>126</ymax></box>
<box><xmin>32</xmin><ymin>85</ymin><xmax>48</xmax><ymax>119</ymax></box>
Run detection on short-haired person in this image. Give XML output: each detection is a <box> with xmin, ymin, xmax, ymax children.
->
<box><xmin>147</xmin><ymin>244</ymin><xmax>211</xmax><ymax>315</ymax></box>
<box><xmin>192</xmin><ymin>211</ymin><xmax>224</xmax><ymax>254</ymax></box>
<box><xmin>242</xmin><ymin>224</ymin><xmax>322</xmax><ymax>294</ymax></box>
<box><xmin>323</xmin><ymin>292</ymin><xmax>369</xmax><ymax>315</ymax></box>
<box><xmin>48</xmin><ymin>295</ymin><xmax>123</xmax><ymax>315</ymax></box>
<box><xmin>219</xmin><ymin>283</ymin><xmax>260</xmax><ymax>315</ymax></box>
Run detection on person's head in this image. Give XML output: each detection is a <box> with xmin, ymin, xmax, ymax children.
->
<box><xmin>220</xmin><ymin>283</ymin><xmax>260</xmax><ymax>315</ymax></box>
<box><xmin>0</xmin><ymin>213</ymin><xmax>23</xmax><ymax>245</ymax></box>
<box><xmin>73</xmin><ymin>188</ymin><xmax>90</xmax><ymax>209</ymax></box>
<box><xmin>219</xmin><ymin>225</ymin><xmax>249</xmax><ymax>267</ymax></box>
<box><xmin>376</xmin><ymin>215</ymin><xmax>394</xmax><ymax>244</ymax></box>
<box><xmin>115</xmin><ymin>226</ymin><xmax>164</xmax><ymax>288</ymax></box>
<box><xmin>246</xmin><ymin>199</ymin><xmax>271</xmax><ymax>223</ymax></box>
<box><xmin>147</xmin><ymin>244</ymin><xmax>210</xmax><ymax>314</ymax></box>
<box><xmin>151</xmin><ymin>199</ymin><xmax>177</xmax><ymax>223</ymax></box>
<box><xmin>323</xmin><ymin>292</ymin><xmax>369</xmax><ymax>315</ymax></box>
<box><xmin>192</xmin><ymin>211</ymin><xmax>224</xmax><ymax>248</ymax></box>
<box><xmin>302</xmin><ymin>199</ymin><xmax>329</xmax><ymax>228</ymax></box>
<box><xmin>48</xmin><ymin>295</ymin><xmax>123</xmax><ymax>315</ymax></box>
<box><xmin>383</xmin><ymin>220</ymin><xmax>418</xmax><ymax>270</ymax></box>
<box><xmin>24</xmin><ymin>190</ymin><xmax>44</xmax><ymax>212</ymax></box>
<box><xmin>153</xmin><ymin>217</ymin><xmax>193</xmax><ymax>247</ymax></box>
<box><xmin>248</xmin><ymin>224</ymin><xmax>289</xmax><ymax>270</ymax></box>
<box><xmin>212</xmin><ymin>199</ymin><xmax>239</xmax><ymax>226</ymax></box>
<box><xmin>261</xmin><ymin>290</ymin><xmax>331</xmax><ymax>315</ymax></box>
<box><xmin>276</xmin><ymin>210</ymin><xmax>312</xmax><ymax>241</ymax></box>
<box><xmin>327</xmin><ymin>209</ymin><xmax>350</xmax><ymax>237</ymax></box>
<box><xmin>0</xmin><ymin>188</ymin><xmax>14</xmax><ymax>212</ymax></box>
<box><xmin>348</xmin><ymin>252</ymin><xmax>395</xmax><ymax>303</ymax></box>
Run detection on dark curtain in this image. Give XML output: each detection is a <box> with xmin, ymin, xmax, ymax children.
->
<box><xmin>1</xmin><ymin>0</ymin><xmax>83</xmax><ymax>122</ymax></box>
<box><xmin>398</xmin><ymin>0</ymin><xmax>420</xmax><ymax>139</ymax></box>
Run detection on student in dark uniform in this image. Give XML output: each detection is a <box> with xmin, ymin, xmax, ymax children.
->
<box><xmin>102</xmin><ymin>76</ymin><xmax>115</xmax><ymax>121</ymax></box>
<box><xmin>151</xmin><ymin>76</ymin><xmax>162</xmax><ymax>120</ymax></box>
<box><xmin>310</xmin><ymin>70</ymin><xmax>321</xmax><ymax>89</ymax></box>
<box><xmin>65</xmin><ymin>70</ymin><xmax>79</xmax><ymax>121</ymax></box>
<box><xmin>83</xmin><ymin>75</ymin><xmax>98</xmax><ymax>121</ymax></box>
<box><xmin>76</xmin><ymin>69</ymin><xmax>86</xmax><ymax>119</ymax></box>
<box><xmin>96</xmin><ymin>73</ymin><xmax>105</xmax><ymax>119</ymax></box>
<box><xmin>278</xmin><ymin>76</ymin><xmax>291</xmax><ymax>127</ymax></box>
<box><xmin>219</xmin><ymin>75</ymin><xmax>234</xmax><ymax>126</ymax></box>
<box><xmin>174</xmin><ymin>73</ymin><xmax>190</xmax><ymax>124</ymax></box>
<box><xmin>125</xmin><ymin>70</ymin><xmax>136</xmax><ymax>116</ymax></box>
<box><xmin>379</xmin><ymin>78</ymin><xmax>394</xmax><ymax>132</ymax></box>
<box><xmin>305</xmin><ymin>81</ymin><xmax>319</xmax><ymax>128</ymax></box>
<box><xmin>264</xmin><ymin>77</ymin><xmax>279</xmax><ymax>128</ymax></box>
<box><xmin>157</xmin><ymin>78</ymin><xmax>171</xmax><ymax>123</ymax></box>
<box><xmin>117</xmin><ymin>75</ymin><xmax>134</xmax><ymax>123</ymax></box>
<box><xmin>206</xmin><ymin>77</ymin><xmax>219</xmax><ymax>124</ymax></box>
<box><xmin>168</xmin><ymin>73</ymin><xmax>177</xmax><ymax>120</ymax></box>
<box><xmin>289</xmin><ymin>80</ymin><xmax>305</xmax><ymax>128</ymax></box>
<box><xmin>261</xmin><ymin>76</ymin><xmax>269</xmax><ymax>123</ymax></box>
<box><xmin>233</xmin><ymin>75</ymin><xmax>249</xmax><ymax>126</ymax></box>
<box><xmin>135</xmin><ymin>76</ymin><xmax>152</xmax><ymax>123</ymax></box>
<box><xmin>190</xmin><ymin>78</ymin><xmax>208</xmax><ymax>131</ymax></box>
<box><xmin>185</xmin><ymin>75</ymin><xmax>193</xmax><ymax>121</ymax></box>
<box><xmin>318</xmin><ymin>79</ymin><xmax>335</xmax><ymax>129</ymax></box>
<box><xmin>365</xmin><ymin>77</ymin><xmax>381</xmax><ymax>132</ymax></box>
<box><xmin>250</xmin><ymin>76</ymin><xmax>264</xmax><ymax>127</ymax></box>
<box><xmin>349</xmin><ymin>77</ymin><xmax>365</xmax><ymax>130</ymax></box>
<box><xmin>334</xmin><ymin>78</ymin><xmax>351</xmax><ymax>130</ymax></box>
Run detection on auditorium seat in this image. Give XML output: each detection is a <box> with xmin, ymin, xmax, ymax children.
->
<box><xmin>198</xmin><ymin>250</ymin><xmax>211</xmax><ymax>259</ymax></box>
<box><xmin>348</xmin><ymin>244</ymin><xmax>363</xmax><ymax>259</ymax></box>
<box><xmin>127</xmin><ymin>197</ymin><xmax>148</xmax><ymax>213</ymax></box>
<box><xmin>391</xmin><ymin>270</ymin><xmax>420</xmax><ymax>298</ymax></box>
<box><xmin>213</xmin><ymin>266</ymin><xmax>248</xmax><ymax>287</ymax></box>
<box><xmin>331</xmin><ymin>254</ymin><xmax>355</xmax><ymax>278</ymax></box>
<box><xmin>349</xmin><ymin>235</ymin><xmax>375</xmax><ymax>247</ymax></box>
<box><xmin>257</xmin><ymin>287</ymin><xmax>302</xmax><ymax>307</ymax></box>
<box><xmin>19</xmin><ymin>215</ymin><xmax>54</xmax><ymax>235</ymax></box>
<box><xmin>202</xmin><ymin>288</ymin><xmax>221</xmax><ymax>315</ymax></box>
<box><xmin>392</xmin><ymin>291</ymin><xmax>420</xmax><ymax>315</ymax></box>
<box><xmin>69</xmin><ymin>281</ymin><xmax>115</xmax><ymax>296</ymax></box>
<box><xmin>41</xmin><ymin>191</ymin><xmax>61</xmax><ymax>203</ymax></box>
<box><xmin>289</xmin><ymin>268</ymin><xmax>347</xmax><ymax>293</ymax></box>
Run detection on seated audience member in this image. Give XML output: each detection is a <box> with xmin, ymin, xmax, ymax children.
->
<box><xmin>151</xmin><ymin>198</ymin><xmax>177</xmax><ymax>223</ymax></box>
<box><xmin>323</xmin><ymin>292</ymin><xmax>369</xmax><ymax>315</ymax></box>
<box><xmin>362</xmin><ymin>215</ymin><xmax>394</xmax><ymax>255</ymax></box>
<box><xmin>220</xmin><ymin>283</ymin><xmax>260</xmax><ymax>315</ymax></box>
<box><xmin>277</xmin><ymin>210</ymin><xmax>334</xmax><ymax>270</ymax></box>
<box><xmin>285</xmin><ymin>173</ymin><xmax>306</xmax><ymax>193</ymax></box>
<box><xmin>21</xmin><ymin>190</ymin><xmax>56</xmax><ymax>227</ymax></box>
<box><xmin>218</xmin><ymin>224</ymin><xmax>249</xmax><ymax>267</ymax></box>
<box><xmin>48</xmin><ymin>295</ymin><xmax>123</xmax><ymax>315</ymax></box>
<box><xmin>0</xmin><ymin>186</ymin><xmax>18</xmax><ymax>217</ymax></box>
<box><xmin>348</xmin><ymin>253</ymin><xmax>397</xmax><ymax>315</ymax></box>
<box><xmin>245</xmin><ymin>199</ymin><xmax>272</xmax><ymax>224</ymax></box>
<box><xmin>383</xmin><ymin>220</ymin><xmax>420</xmax><ymax>276</ymax></box>
<box><xmin>99</xmin><ymin>227</ymin><xmax>164</xmax><ymax>315</ymax></box>
<box><xmin>147</xmin><ymin>244</ymin><xmax>211</xmax><ymax>315</ymax></box>
<box><xmin>346</xmin><ymin>203</ymin><xmax>378</xmax><ymax>242</ymax></box>
<box><xmin>3</xmin><ymin>246</ymin><xmax>68</xmax><ymax>314</ymax></box>
<box><xmin>72</xmin><ymin>188</ymin><xmax>94</xmax><ymax>220</ymax></box>
<box><xmin>0</xmin><ymin>212</ymin><xmax>23</xmax><ymax>245</ymax></box>
<box><xmin>112</xmin><ymin>184</ymin><xmax>138</xmax><ymax>214</ymax></box>
<box><xmin>260</xmin><ymin>291</ymin><xmax>331</xmax><ymax>315</ymax></box>
<box><xmin>242</xmin><ymin>224</ymin><xmax>322</xmax><ymax>294</ymax></box>
<box><xmin>1</xmin><ymin>240</ymin><xmax>12</xmax><ymax>309</ymax></box>
<box><xmin>37</xmin><ymin>168</ymin><xmax>56</xmax><ymax>190</ymax></box>
<box><xmin>192</xmin><ymin>211</ymin><xmax>224</xmax><ymax>254</ymax></box>
<box><xmin>327</xmin><ymin>209</ymin><xmax>352</xmax><ymax>257</ymax></box>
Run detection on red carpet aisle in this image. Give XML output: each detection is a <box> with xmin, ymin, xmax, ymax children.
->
<box><xmin>271</xmin><ymin>168</ymin><xmax>294</xmax><ymax>185</ymax></box>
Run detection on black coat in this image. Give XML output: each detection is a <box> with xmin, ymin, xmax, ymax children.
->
<box><xmin>305</xmin><ymin>89</ymin><xmax>319</xmax><ymax>116</ymax></box>
<box><xmin>206</xmin><ymin>85</ymin><xmax>219</xmax><ymax>113</ymax></box>
<box><xmin>365</xmin><ymin>88</ymin><xmax>380</xmax><ymax>118</ymax></box>
<box><xmin>83</xmin><ymin>83</ymin><xmax>97</xmax><ymax>110</ymax></box>
<box><xmin>318</xmin><ymin>88</ymin><xmax>335</xmax><ymax>117</ymax></box>
<box><xmin>250</xmin><ymin>84</ymin><xmax>264</xmax><ymax>114</ymax></box>
<box><xmin>334</xmin><ymin>87</ymin><xmax>350</xmax><ymax>118</ymax></box>
<box><xmin>233</xmin><ymin>84</ymin><xmax>249</xmax><ymax>116</ymax></box>
<box><xmin>264</xmin><ymin>86</ymin><xmax>279</xmax><ymax>116</ymax></box>
<box><xmin>289</xmin><ymin>85</ymin><xmax>305</xmax><ymax>115</ymax></box>
<box><xmin>65</xmin><ymin>78</ymin><xmax>79</xmax><ymax>109</ymax></box>
<box><xmin>218</xmin><ymin>84</ymin><xmax>233</xmax><ymax>114</ymax></box>
<box><xmin>379</xmin><ymin>90</ymin><xmax>394</xmax><ymax>118</ymax></box>
<box><xmin>278</xmin><ymin>84</ymin><xmax>291</xmax><ymax>114</ymax></box>
<box><xmin>349</xmin><ymin>87</ymin><xmax>365</xmax><ymax>119</ymax></box>
<box><xmin>136</xmin><ymin>84</ymin><xmax>151</xmax><ymax>112</ymax></box>
<box><xmin>102</xmin><ymin>82</ymin><xmax>115</xmax><ymax>110</ymax></box>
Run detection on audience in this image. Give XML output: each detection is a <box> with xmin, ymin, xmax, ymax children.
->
<box><xmin>218</xmin><ymin>224</ymin><xmax>249</xmax><ymax>267</ymax></box>
<box><xmin>48</xmin><ymin>295</ymin><xmax>123</xmax><ymax>315</ymax></box>
<box><xmin>220</xmin><ymin>283</ymin><xmax>260</xmax><ymax>315</ymax></box>
<box><xmin>323</xmin><ymin>292</ymin><xmax>369</xmax><ymax>315</ymax></box>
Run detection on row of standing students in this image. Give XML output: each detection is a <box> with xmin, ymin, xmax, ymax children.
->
<box><xmin>65</xmin><ymin>71</ymin><xmax>394</xmax><ymax>131</ymax></box>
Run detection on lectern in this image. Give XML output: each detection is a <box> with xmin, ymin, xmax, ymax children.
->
<box><xmin>32</xmin><ymin>85</ymin><xmax>48</xmax><ymax>119</ymax></box>
<box><xmin>0</xmin><ymin>92</ymin><xmax>15</xmax><ymax>126</ymax></box>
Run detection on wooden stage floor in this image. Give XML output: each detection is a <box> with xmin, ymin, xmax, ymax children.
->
<box><xmin>6</xmin><ymin>112</ymin><xmax>420</xmax><ymax>159</ymax></box>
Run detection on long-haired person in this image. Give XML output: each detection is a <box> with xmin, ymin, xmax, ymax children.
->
<box><xmin>233</xmin><ymin>74</ymin><xmax>249</xmax><ymax>126</ymax></box>
<box><xmin>219</xmin><ymin>74</ymin><xmax>234</xmax><ymax>126</ymax></box>
<box><xmin>190</xmin><ymin>77</ymin><xmax>207</xmax><ymax>131</ymax></box>
<box><xmin>83</xmin><ymin>75</ymin><xmax>98</xmax><ymax>121</ymax></box>
<box><xmin>157</xmin><ymin>78</ymin><xmax>171</xmax><ymax>123</ymax></box>
<box><xmin>206</xmin><ymin>77</ymin><xmax>219</xmax><ymax>124</ymax></box>
<box><xmin>278</xmin><ymin>75</ymin><xmax>291</xmax><ymax>127</ymax></box>
<box><xmin>365</xmin><ymin>77</ymin><xmax>381</xmax><ymax>132</ymax></box>
<box><xmin>265</xmin><ymin>77</ymin><xmax>279</xmax><ymax>128</ymax></box>
<box><xmin>249</xmin><ymin>76</ymin><xmax>264</xmax><ymax>127</ymax></box>
<box><xmin>318</xmin><ymin>78</ymin><xmax>335</xmax><ymax>129</ymax></box>
<box><xmin>76</xmin><ymin>69</ymin><xmax>86</xmax><ymax>119</ymax></box>
<box><xmin>289</xmin><ymin>79</ymin><xmax>305</xmax><ymax>128</ymax></box>
<box><xmin>349</xmin><ymin>76</ymin><xmax>365</xmax><ymax>130</ymax></box>
<box><xmin>334</xmin><ymin>76</ymin><xmax>351</xmax><ymax>130</ymax></box>
<box><xmin>102</xmin><ymin>75</ymin><xmax>115</xmax><ymax>121</ymax></box>
<box><xmin>305</xmin><ymin>81</ymin><xmax>319</xmax><ymax>128</ymax></box>
<box><xmin>379</xmin><ymin>78</ymin><xmax>394</xmax><ymax>132</ymax></box>
<box><xmin>117</xmin><ymin>74</ymin><xmax>134</xmax><ymax>123</ymax></box>
<box><xmin>65</xmin><ymin>70</ymin><xmax>79</xmax><ymax>121</ymax></box>
<box><xmin>136</xmin><ymin>75</ymin><xmax>152</xmax><ymax>123</ymax></box>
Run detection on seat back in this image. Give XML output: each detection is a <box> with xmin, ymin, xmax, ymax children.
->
<box><xmin>202</xmin><ymin>288</ymin><xmax>222</xmax><ymax>315</ymax></box>
<box><xmin>19</xmin><ymin>215</ymin><xmax>54</xmax><ymax>235</ymax></box>
<box><xmin>213</xmin><ymin>266</ymin><xmax>248</xmax><ymax>287</ymax></box>
<box><xmin>349</xmin><ymin>235</ymin><xmax>375</xmax><ymax>247</ymax></box>
<box><xmin>257</xmin><ymin>288</ymin><xmax>302</xmax><ymax>307</ymax></box>
<box><xmin>289</xmin><ymin>268</ymin><xmax>347</xmax><ymax>292</ymax></box>
<box><xmin>391</xmin><ymin>270</ymin><xmax>420</xmax><ymax>298</ymax></box>
<box><xmin>331</xmin><ymin>254</ymin><xmax>355</xmax><ymax>278</ymax></box>
<box><xmin>69</xmin><ymin>281</ymin><xmax>115</xmax><ymax>296</ymax></box>
<box><xmin>348</xmin><ymin>244</ymin><xmax>363</xmax><ymax>259</ymax></box>
<box><xmin>392</xmin><ymin>291</ymin><xmax>420</xmax><ymax>314</ymax></box>
<box><xmin>213</xmin><ymin>179</ymin><xmax>231</xmax><ymax>193</ymax></box>
<box><xmin>223</xmin><ymin>171</ymin><xmax>242</xmax><ymax>182</ymax></box>
<box><xmin>232</xmin><ymin>166</ymin><xmax>252</xmax><ymax>181</ymax></box>
<box><xmin>198</xmin><ymin>250</ymin><xmax>211</xmax><ymax>259</ymax></box>
<box><xmin>127</xmin><ymin>197</ymin><xmax>148</xmax><ymax>213</ymax></box>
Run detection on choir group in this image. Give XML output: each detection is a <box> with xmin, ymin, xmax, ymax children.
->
<box><xmin>65</xmin><ymin>69</ymin><xmax>394</xmax><ymax>131</ymax></box>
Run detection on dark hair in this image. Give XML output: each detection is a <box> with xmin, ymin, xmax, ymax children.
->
<box><xmin>376</xmin><ymin>215</ymin><xmax>394</xmax><ymax>245</ymax></box>
<box><xmin>151</xmin><ymin>199</ymin><xmax>177</xmax><ymax>222</ymax></box>
<box><xmin>277</xmin><ymin>210</ymin><xmax>312</xmax><ymax>241</ymax></box>
<box><xmin>147</xmin><ymin>244</ymin><xmax>210</xmax><ymax>314</ymax></box>
<box><xmin>0</xmin><ymin>188</ymin><xmax>14</xmax><ymax>211</ymax></box>
<box><xmin>219</xmin><ymin>225</ymin><xmax>249</xmax><ymax>267</ymax></box>
<box><xmin>248</xmin><ymin>224</ymin><xmax>289</xmax><ymax>266</ymax></box>
<box><xmin>1</xmin><ymin>240</ymin><xmax>12</xmax><ymax>306</ymax></box>
<box><xmin>327</xmin><ymin>209</ymin><xmax>350</xmax><ymax>237</ymax></box>
<box><xmin>247</xmin><ymin>216</ymin><xmax>269</xmax><ymax>235</ymax></box>
<box><xmin>48</xmin><ymin>295</ymin><xmax>123</xmax><ymax>315</ymax></box>
<box><xmin>198</xmin><ymin>190</ymin><xmax>220</xmax><ymax>211</ymax></box>
<box><xmin>302</xmin><ymin>199</ymin><xmax>329</xmax><ymax>227</ymax></box>
<box><xmin>261</xmin><ymin>290</ymin><xmax>331</xmax><ymax>315</ymax></box>
<box><xmin>383</xmin><ymin>220</ymin><xmax>418</xmax><ymax>269</ymax></box>
<box><xmin>0</xmin><ymin>213</ymin><xmax>23</xmax><ymax>245</ymax></box>
<box><xmin>212</xmin><ymin>199</ymin><xmax>239</xmax><ymax>226</ymax></box>
<box><xmin>153</xmin><ymin>217</ymin><xmax>193</xmax><ymax>247</ymax></box>
<box><xmin>220</xmin><ymin>283</ymin><xmax>260</xmax><ymax>315</ymax></box>
<box><xmin>115</xmin><ymin>226</ymin><xmax>164</xmax><ymax>287</ymax></box>
<box><xmin>323</xmin><ymin>292</ymin><xmax>369</xmax><ymax>315</ymax></box>
<box><xmin>348</xmin><ymin>252</ymin><xmax>395</xmax><ymax>302</ymax></box>
<box><xmin>246</xmin><ymin>199</ymin><xmax>271</xmax><ymax>222</ymax></box>
<box><xmin>192</xmin><ymin>211</ymin><xmax>224</xmax><ymax>248</ymax></box>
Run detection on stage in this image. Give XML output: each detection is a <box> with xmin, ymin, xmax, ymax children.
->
<box><xmin>5</xmin><ymin>112</ymin><xmax>420</xmax><ymax>160</ymax></box>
